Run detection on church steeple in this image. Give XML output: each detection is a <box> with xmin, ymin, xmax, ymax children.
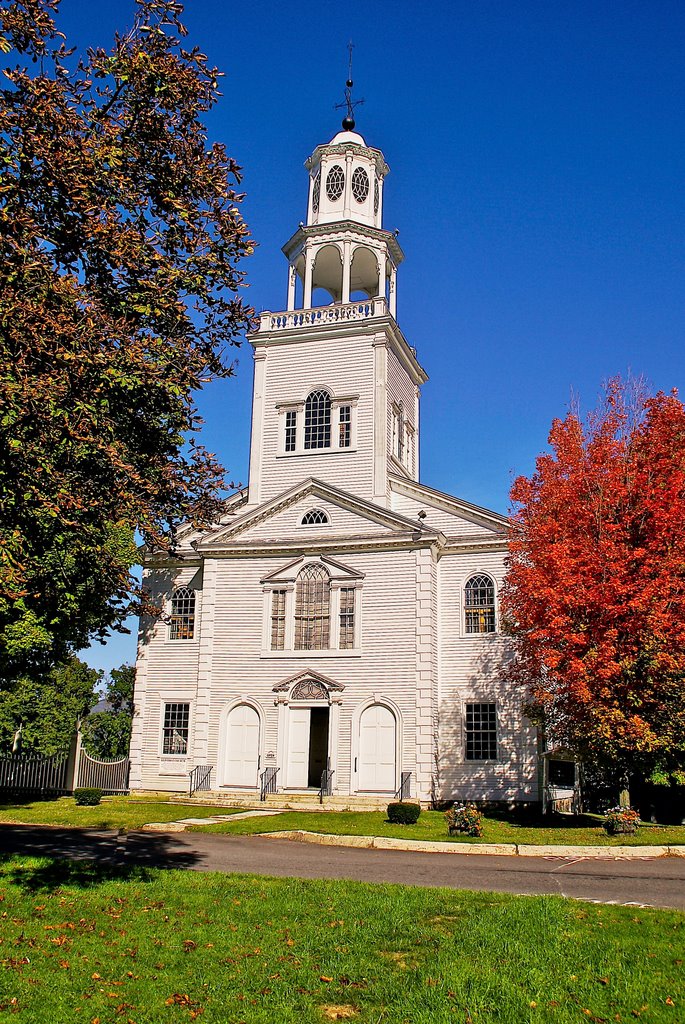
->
<box><xmin>247</xmin><ymin>105</ymin><xmax>426</xmax><ymax>510</ymax></box>
<box><xmin>281</xmin><ymin>93</ymin><xmax>403</xmax><ymax>317</ymax></box>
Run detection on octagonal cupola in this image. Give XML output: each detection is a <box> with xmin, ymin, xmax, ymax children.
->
<box><xmin>281</xmin><ymin>111</ymin><xmax>403</xmax><ymax>317</ymax></box>
<box><xmin>305</xmin><ymin>129</ymin><xmax>388</xmax><ymax>230</ymax></box>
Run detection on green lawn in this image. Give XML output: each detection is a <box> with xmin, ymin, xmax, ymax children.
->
<box><xmin>0</xmin><ymin>796</ymin><xmax>235</xmax><ymax>831</ymax></box>
<box><xmin>189</xmin><ymin>808</ymin><xmax>685</xmax><ymax>846</ymax></box>
<box><xmin>0</xmin><ymin>856</ymin><xmax>682</xmax><ymax>1023</ymax></box>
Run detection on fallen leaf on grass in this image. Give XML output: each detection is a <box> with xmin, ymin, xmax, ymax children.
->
<box><xmin>665</xmin><ymin>998</ymin><xmax>675</xmax><ymax>1006</ymax></box>
<box><xmin>319</xmin><ymin>1006</ymin><xmax>357</xmax><ymax>1020</ymax></box>
<box><xmin>320</xmin><ymin>976</ymin><xmax>334</xmax><ymax>983</ymax></box>
<box><xmin>166</xmin><ymin>994</ymin><xmax>195</xmax><ymax>1007</ymax></box>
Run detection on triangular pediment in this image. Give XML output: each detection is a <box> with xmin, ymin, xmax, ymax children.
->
<box><xmin>272</xmin><ymin>669</ymin><xmax>345</xmax><ymax>694</ymax></box>
<box><xmin>196</xmin><ymin>477</ymin><xmax>439</xmax><ymax>550</ymax></box>
<box><xmin>261</xmin><ymin>553</ymin><xmax>364</xmax><ymax>585</ymax></box>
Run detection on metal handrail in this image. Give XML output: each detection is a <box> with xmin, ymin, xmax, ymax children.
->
<box><xmin>188</xmin><ymin>764</ymin><xmax>213</xmax><ymax>797</ymax></box>
<box><xmin>394</xmin><ymin>771</ymin><xmax>412</xmax><ymax>802</ymax></box>
<box><xmin>260</xmin><ymin>766</ymin><xmax>279</xmax><ymax>801</ymax></box>
<box><xmin>319</xmin><ymin>768</ymin><xmax>334</xmax><ymax>804</ymax></box>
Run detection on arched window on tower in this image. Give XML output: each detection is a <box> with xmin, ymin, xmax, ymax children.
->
<box><xmin>464</xmin><ymin>574</ymin><xmax>496</xmax><ymax>634</ymax></box>
<box><xmin>295</xmin><ymin>564</ymin><xmax>330</xmax><ymax>650</ymax></box>
<box><xmin>304</xmin><ymin>390</ymin><xmax>331</xmax><ymax>449</ymax></box>
<box><xmin>169</xmin><ymin>586</ymin><xmax>196</xmax><ymax>640</ymax></box>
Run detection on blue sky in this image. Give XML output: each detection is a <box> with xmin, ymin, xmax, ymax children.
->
<box><xmin>70</xmin><ymin>0</ymin><xmax>685</xmax><ymax>673</ymax></box>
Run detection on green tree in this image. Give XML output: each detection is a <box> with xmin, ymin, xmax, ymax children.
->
<box><xmin>81</xmin><ymin>663</ymin><xmax>135</xmax><ymax>759</ymax></box>
<box><xmin>0</xmin><ymin>656</ymin><xmax>100</xmax><ymax>755</ymax></box>
<box><xmin>0</xmin><ymin>0</ymin><xmax>254</xmax><ymax>683</ymax></box>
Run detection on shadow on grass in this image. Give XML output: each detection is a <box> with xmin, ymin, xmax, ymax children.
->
<box><xmin>0</xmin><ymin>824</ymin><xmax>200</xmax><ymax>891</ymax></box>
<box><xmin>490</xmin><ymin>810</ymin><xmax>603</xmax><ymax>831</ymax></box>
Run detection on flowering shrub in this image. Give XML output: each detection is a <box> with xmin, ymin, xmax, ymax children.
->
<box><xmin>603</xmin><ymin>806</ymin><xmax>640</xmax><ymax>835</ymax></box>
<box><xmin>445</xmin><ymin>803</ymin><xmax>483</xmax><ymax>838</ymax></box>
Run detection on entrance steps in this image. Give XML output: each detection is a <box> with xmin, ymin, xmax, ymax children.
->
<box><xmin>169</xmin><ymin>790</ymin><xmax>394</xmax><ymax>812</ymax></box>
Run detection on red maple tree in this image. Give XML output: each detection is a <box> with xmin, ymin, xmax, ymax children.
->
<box><xmin>502</xmin><ymin>378</ymin><xmax>685</xmax><ymax>785</ymax></box>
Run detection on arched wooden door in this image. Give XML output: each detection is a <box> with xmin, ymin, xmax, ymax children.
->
<box><xmin>358</xmin><ymin>704</ymin><xmax>396</xmax><ymax>792</ymax></box>
<box><xmin>224</xmin><ymin>704</ymin><xmax>260</xmax><ymax>788</ymax></box>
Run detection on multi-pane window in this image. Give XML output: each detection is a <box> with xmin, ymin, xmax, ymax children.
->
<box><xmin>339</xmin><ymin>405</ymin><xmax>351</xmax><ymax>448</ymax></box>
<box><xmin>295</xmin><ymin>564</ymin><xmax>330</xmax><ymax>650</ymax></box>
<box><xmin>162</xmin><ymin>702</ymin><xmax>190</xmax><ymax>755</ymax></box>
<box><xmin>270</xmin><ymin>589</ymin><xmax>287</xmax><ymax>651</ymax></box>
<box><xmin>465</xmin><ymin>703</ymin><xmax>497</xmax><ymax>760</ymax></box>
<box><xmin>301</xmin><ymin>509</ymin><xmax>329</xmax><ymax>526</ymax></box>
<box><xmin>169</xmin><ymin>587</ymin><xmax>195</xmax><ymax>640</ymax></box>
<box><xmin>285</xmin><ymin>410</ymin><xmax>297</xmax><ymax>452</ymax></box>
<box><xmin>464</xmin><ymin>574</ymin><xmax>496</xmax><ymax>634</ymax></box>
<box><xmin>304</xmin><ymin>390</ymin><xmax>331</xmax><ymax>449</ymax></box>
<box><xmin>339</xmin><ymin>587</ymin><xmax>355</xmax><ymax>649</ymax></box>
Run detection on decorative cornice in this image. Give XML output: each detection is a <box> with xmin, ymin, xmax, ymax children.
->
<box><xmin>281</xmin><ymin>221</ymin><xmax>404</xmax><ymax>266</ymax></box>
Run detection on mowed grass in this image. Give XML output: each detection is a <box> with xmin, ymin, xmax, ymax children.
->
<box><xmin>189</xmin><ymin>808</ymin><xmax>685</xmax><ymax>847</ymax></box>
<box><xmin>0</xmin><ymin>796</ymin><xmax>236</xmax><ymax>831</ymax></box>
<box><xmin>0</xmin><ymin>857</ymin><xmax>682</xmax><ymax>1024</ymax></box>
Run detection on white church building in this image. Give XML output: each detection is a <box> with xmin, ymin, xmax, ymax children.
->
<box><xmin>130</xmin><ymin>111</ymin><xmax>539</xmax><ymax>807</ymax></box>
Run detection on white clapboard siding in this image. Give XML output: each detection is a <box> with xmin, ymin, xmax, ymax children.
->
<box><xmin>136</xmin><ymin>545</ymin><xmax>426</xmax><ymax>795</ymax></box>
<box><xmin>436</xmin><ymin>550</ymin><xmax>538</xmax><ymax>801</ymax></box>
<box><xmin>255</xmin><ymin>333</ymin><xmax>376</xmax><ymax>503</ymax></box>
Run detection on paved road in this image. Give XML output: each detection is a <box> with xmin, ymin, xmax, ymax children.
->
<box><xmin>2</xmin><ymin>825</ymin><xmax>684</xmax><ymax>910</ymax></box>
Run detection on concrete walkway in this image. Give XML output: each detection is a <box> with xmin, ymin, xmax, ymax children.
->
<box><xmin>142</xmin><ymin>809</ymin><xmax>284</xmax><ymax>832</ymax></box>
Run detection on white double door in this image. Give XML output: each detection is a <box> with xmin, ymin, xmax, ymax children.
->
<box><xmin>358</xmin><ymin>704</ymin><xmax>396</xmax><ymax>792</ymax></box>
<box><xmin>224</xmin><ymin>704</ymin><xmax>260</xmax><ymax>788</ymax></box>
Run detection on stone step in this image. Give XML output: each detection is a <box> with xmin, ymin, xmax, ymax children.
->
<box><xmin>169</xmin><ymin>790</ymin><xmax>398</xmax><ymax>813</ymax></box>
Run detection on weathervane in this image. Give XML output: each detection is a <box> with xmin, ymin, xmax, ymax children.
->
<box><xmin>335</xmin><ymin>41</ymin><xmax>364</xmax><ymax>131</ymax></box>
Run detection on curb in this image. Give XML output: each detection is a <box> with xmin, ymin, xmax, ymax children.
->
<box><xmin>256</xmin><ymin>830</ymin><xmax>684</xmax><ymax>860</ymax></box>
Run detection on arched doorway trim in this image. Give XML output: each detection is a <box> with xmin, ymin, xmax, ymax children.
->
<box><xmin>350</xmin><ymin>697</ymin><xmax>403</xmax><ymax>795</ymax></box>
<box><xmin>217</xmin><ymin>697</ymin><xmax>266</xmax><ymax>790</ymax></box>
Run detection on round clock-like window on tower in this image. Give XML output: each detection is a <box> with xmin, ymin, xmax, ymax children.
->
<box><xmin>351</xmin><ymin>166</ymin><xmax>369</xmax><ymax>203</ymax></box>
<box><xmin>374</xmin><ymin>178</ymin><xmax>379</xmax><ymax>214</ymax></box>
<box><xmin>326</xmin><ymin>164</ymin><xmax>345</xmax><ymax>201</ymax></box>
<box><xmin>312</xmin><ymin>172</ymin><xmax>320</xmax><ymax>212</ymax></box>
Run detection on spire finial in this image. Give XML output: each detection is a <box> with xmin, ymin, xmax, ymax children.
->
<box><xmin>334</xmin><ymin>41</ymin><xmax>364</xmax><ymax>131</ymax></box>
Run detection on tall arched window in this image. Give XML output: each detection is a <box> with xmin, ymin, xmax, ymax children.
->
<box><xmin>295</xmin><ymin>564</ymin><xmax>330</xmax><ymax>650</ymax></box>
<box><xmin>464</xmin><ymin>574</ymin><xmax>496</xmax><ymax>634</ymax></box>
<box><xmin>169</xmin><ymin>586</ymin><xmax>196</xmax><ymax>640</ymax></box>
<box><xmin>304</xmin><ymin>390</ymin><xmax>331</xmax><ymax>449</ymax></box>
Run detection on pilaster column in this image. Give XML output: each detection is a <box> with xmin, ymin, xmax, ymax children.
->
<box><xmin>303</xmin><ymin>247</ymin><xmax>314</xmax><ymax>309</ymax></box>
<box><xmin>389</xmin><ymin>266</ymin><xmax>397</xmax><ymax>318</ymax></box>
<box><xmin>375</xmin><ymin>252</ymin><xmax>384</xmax><ymax>298</ymax></box>
<box><xmin>373</xmin><ymin>336</ymin><xmax>388</xmax><ymax>505</ymax></box>
<box><xmin>342</xmin><ymin>240</ymin><xmax>351</xmax><ymax>304</ymax></box>
<box><xmin>247</xmin><ymin>347</ymin><xmax>267</xmax><ymax>505</ymax></box>
<box><xmin>287</xmin><ymin>264</ymin><xmax>297</xmax><ymax>311</ymax></box>
<box><xmin>343</xmin><ymin>151</ymin><xmax>353</xmax><ymax>219</ymax></box>
<box><xmin>414</xmin><ymin>384</ymin><xmax>421</xmax><ymax>479</ymax></box>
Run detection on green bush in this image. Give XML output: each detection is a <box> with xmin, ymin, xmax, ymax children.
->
<box><xmin>74</xmin><ymin>788</ymin><xmax>103</xmax><ymax>806</ymax></box>
<box><xmin>387</xmin><ymin>801</ymin><xmax>421</xmax><ymax>824</ymax></box>
<box><xmin>445</xmin><ymin>803</ymin><xmax>483</xmax><ymax>837</ymax></box>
